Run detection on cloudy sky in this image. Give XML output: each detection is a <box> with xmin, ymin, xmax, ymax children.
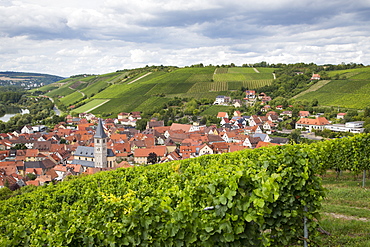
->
<box><xmin>1</xmin><ymin>0</ymin><xmax>370</xmax><ymax>77</ymax></box>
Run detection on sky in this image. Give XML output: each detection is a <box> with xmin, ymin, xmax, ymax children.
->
<box><xmin>1</xmin><ymin>0</ymin><xmax>370</xmax><ymax>77</ymax></box>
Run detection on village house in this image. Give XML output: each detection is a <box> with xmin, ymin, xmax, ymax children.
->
<box><xmin>295</xmin><ymin>117</ymin><xmax>330</xmax><ymax>131</ymax></box>
<box><xmin>336</xmin><ymin>113</ymin><xmax>347</xmax><ymax>119</ymax></box>
<box><xmin>134</xmin><ymin>146</ymin><xmax>167</xmax><ymax>164</ymax></box>
<box><xmin>299</xmin><ymin>111</ymin><xmax>310</xmax><ymax>118</ymax></box>
<box><xmin>310</xmin><ymin>74</ymin><xmax>321</xmax><ymax>80</ymax></box>
<box><xmin>214</xmin><ymin>95</ymin><xmax>231</xmax><ymax>105</ymax></box>
<box><xmin>245</xmin><ymin>90</ymin><xmax>256</xmax><ymax>99</ymax></box>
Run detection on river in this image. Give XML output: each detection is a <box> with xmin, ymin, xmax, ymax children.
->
<box><xmin>0</xmin><ymin>109</ymin><xmax>30</xmax><ymax>122</ymax></box>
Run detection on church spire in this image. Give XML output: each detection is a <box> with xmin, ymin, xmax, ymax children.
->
<box><xmin>94</xmin><ymin>118</ymin><xmax>108</xmax><ymax>168</ymax></box>
<box><xmin>95</xmin><ymin>118</ymin><xmax>107</xmax><ymax>138</ymax></box>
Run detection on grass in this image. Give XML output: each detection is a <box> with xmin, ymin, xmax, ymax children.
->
<box><xmin>315</xmin><ymin>170</ymin><xmax>370</xmax><ymax>246</ymax></box>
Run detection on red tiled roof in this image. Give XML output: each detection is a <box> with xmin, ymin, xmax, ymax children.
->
<box><xmin>296</xmin><ymin>117</ymin><xmax>330</xmax><ymax>126</ymax></box>
<box><xmin>134</xmin><ymin>146</ymin><xmax>167</xmax><ymax>157</ymax></box>
<box><xmin>217</xmin><ymin>112</ymin><xmax>228</xmax><ymax>118</ymax></box>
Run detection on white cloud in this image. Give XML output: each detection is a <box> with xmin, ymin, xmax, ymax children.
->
<box><xmin>0</xmin><ymin>0</ymin><xmax>369</xmax><ymax>76</ymax></box>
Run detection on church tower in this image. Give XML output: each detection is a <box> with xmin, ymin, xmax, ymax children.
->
<box><xmin>94</xmin><ymin>118</ymin><xmax>108</xmax><ymax>168</ymax></box>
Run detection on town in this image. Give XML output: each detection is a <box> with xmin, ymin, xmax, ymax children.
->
<box><xmin>0</xmin><ymin>88</ymin><xmax>365</xmax><ymax>190</ymax></box>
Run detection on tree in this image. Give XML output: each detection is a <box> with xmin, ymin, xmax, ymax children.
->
<box><xmin>364</xmin><ymin>107</ymin><xmax>370</xmax><ymax>118</ymax></box>
<box><xmin>311</xmin><ymin>99</ymin><xmax>319</xmax><ymax>107</ymax></box>
<box><xmin>136</xmin><ymin>119</ymin><xmax>148</xmax><ymax>131</ymax></box>
<box><xmin>147</xmin><ymin>152</ymin><xmax>158</xmax><ymax>164</ymax></box>
<box><xmin>289</xmin><ymin>129</ymin><xmax>301</xmax><ymax>144</ymax></box>
<box><xmin>26</xmin><ymin>173</ymin><xmax>37</xmax><ymax>180</ymax></box>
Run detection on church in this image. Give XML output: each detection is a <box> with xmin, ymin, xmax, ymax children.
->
<box><xmin>71</xmin><ymin>119</ymin><xmax>116</xmax><ymax>168</ymax></box>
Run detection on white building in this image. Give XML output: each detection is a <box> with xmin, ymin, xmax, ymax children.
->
<box><xmin>324</xmin><ymin>121</ymin><xmax>365</xmax><ymax>133</ymax></box>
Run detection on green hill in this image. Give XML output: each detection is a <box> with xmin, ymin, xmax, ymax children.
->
<box><xmin>294</xmin><ymin>67</ymin><xmax>370</xmax><ymax>108</ymax></box>
<box><xmin>38</xmin><ymin>66</ymin><xmax>275</xmax><ymax>115</ymax></box>
<box><xmin>38</xmin><ymin>65</ymin><xmax>370</xmax><ymax>115</ymax></box>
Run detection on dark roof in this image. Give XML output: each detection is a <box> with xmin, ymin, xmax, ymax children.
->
<box><xmin>24</xmin><ymin>160</ymin><xmax>55</xmax><ymax>169</ymax></box>
<box><xmin>33</xmin><ymin>141</ymin><xmax>52</xmax><ymax>151</ymax></box>
<box><xmin>94</xmin><ymin>118</ymin><xmax>107</xmax><ymax>139</ymax></box>
<box><xmin>71</xmin><ymin>159</ymin><xmax>95</xmax><ymax>167</ymax></box>
<box><xmin>75</xmin><ymin>146</ymin><xmax>94</xmax><ymax>158</ymax></box>
<box><xmin>74</xmin><ymin>146</ymin><xmax>115</xmax><ymax>158</ymax></box>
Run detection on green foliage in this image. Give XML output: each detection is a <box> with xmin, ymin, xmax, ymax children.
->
<box><xmin>9</xmin><ymin>134</ymin><xmax>370</xmax><ymax>246</ymax></box>
<box><xmin>26</xmin><ymin>173</ymin><xmax>37</xmax><ymax>180</ymax></box>
<box><xmin>0</xmin><ymin>135</ymin><xmax>368</xmax><ymax>245</ymax></box>
<box><xmin>0</xmin><ymin>187</ymin><xmax>12</xmax><ymax>201</ymax></box>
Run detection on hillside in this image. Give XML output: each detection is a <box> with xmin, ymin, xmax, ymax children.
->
<box><xmin>0</xmin><ymin>71</ymin><xmax>64</xmax><ymax>89</ymax></box>
<box><xmin>36</xmin><ymin>66</ymin><xmax>274</xmax><ymax>116</ymax></box>
<box><xmin>294</xmin><ymin>67</ymin><xmax>370</xmax><ymax>109</ymax></box>
<box><xmin>37</xmin><ymin>65</ymin><xmax>370</xmax><ymax>116</ymax></box>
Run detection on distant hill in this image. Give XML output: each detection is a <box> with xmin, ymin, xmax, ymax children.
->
<box><xmin>294</xmin><ymin>67</ymin><xmax>370</xmax><ymax>109</ymax></box>
<box><xmin>0</xmin><ymin>71</ymin><xmax>64</xmax><ymax>89</ymax></box>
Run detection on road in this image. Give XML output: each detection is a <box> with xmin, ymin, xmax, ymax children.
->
<box><xmin>276</xmin><ymin>130</ymin><xmax>324</xmax><ymax>140</ymax></box>
<box><xmin>128</xmin><ymin>72</ymin><xmax>152</xmax><ymax>85</ymax></box>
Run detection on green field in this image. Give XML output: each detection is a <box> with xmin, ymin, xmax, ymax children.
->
<box><xmin>43</xmin><ymin>66</ymin><xmax>274</xmax><ymax>115</ymax></box>
<box><xmin>326</xmin><ymin>67</ymin><xmax>370</xmax><ymax>79</ymax></box>
<box><xmin>87</xmin><ymin>68</ymin><xmax>217</xmax><ymax>114</ymax></box>
<box><xmin>229</xmin><ymin>67</ymin><xmax>254</xmax><ymax>73</ymax></box>
<box><xmin>60</xmin><ymin>91</ymin><xmax>85</xmax><ymax>106</ymax></box>
<box><xmin>200</xmin><ymin>105</ymin><xmax>235</xmax><ymax>116</ymax></box>
<box><xmin>254</xmin><ymin>67</ymin><xmax>276</xmax><ymax>73</ymax></box>
<box><xmin>295</xmin><ymin>79</ymin><xmax>370</xmax><ymax>108</ymax></box>
<box><xmin>73</xmin><ymin>99</ymin><xmax>110</xmax><ymax>113</ymax></box>
<box><xmin>42</xmin><ymin>66</ymin><xmax>370</xmax><ymax>115</ymax></box>
<box><xmin>213</xmin><ymin>67</ymin><xmax>273</xmax><ymax>82</ymax></box>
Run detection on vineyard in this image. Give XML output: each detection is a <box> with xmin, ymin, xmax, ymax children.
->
<box><xmin>38</xmin><ymin>65</ymin><xmax>370</xmax><ymax>115</ymax></box>
<box><xmin>242</xmin><ymin>79</ymin><xmax>273</xmax><ymax>89</ymax></box>
<box><xmin>295</xmin><ymin>79</ymin><xmax>370</xmax><ymax>108</ymax></box>
<box><xmin>73</xmin><ymin>99</ymin><xmax>110</xmax><ymax>114</ymax></box>
<box><xmin>0</xmin><ymin>134</ymin><xmax>369</xmax><ymax>246</ymax></box>
<box><xmin>60</xmin><ymin>91</ymin><xmax>85</xmax><ymax>106</ymax></box>
<box><xmin>39</xmin><ymin>66</ymin><xmax>276</xmax><ymax>115</ymax></box>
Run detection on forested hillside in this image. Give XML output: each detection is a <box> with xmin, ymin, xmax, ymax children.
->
<box><xmin>0</xmin><ymin>71</ymin><xmax>64</xmax><ymax>89</ymax></box>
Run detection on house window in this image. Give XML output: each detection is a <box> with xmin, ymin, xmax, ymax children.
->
<box><xmin>96</xmin><ymin>139</ymin><xmax>100</xmax><ymax>143</ymax></box>
<box><xmin>103</xmin><ymin>139</ymin><xmax>105</xmax><ymax>143</ymax></box>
